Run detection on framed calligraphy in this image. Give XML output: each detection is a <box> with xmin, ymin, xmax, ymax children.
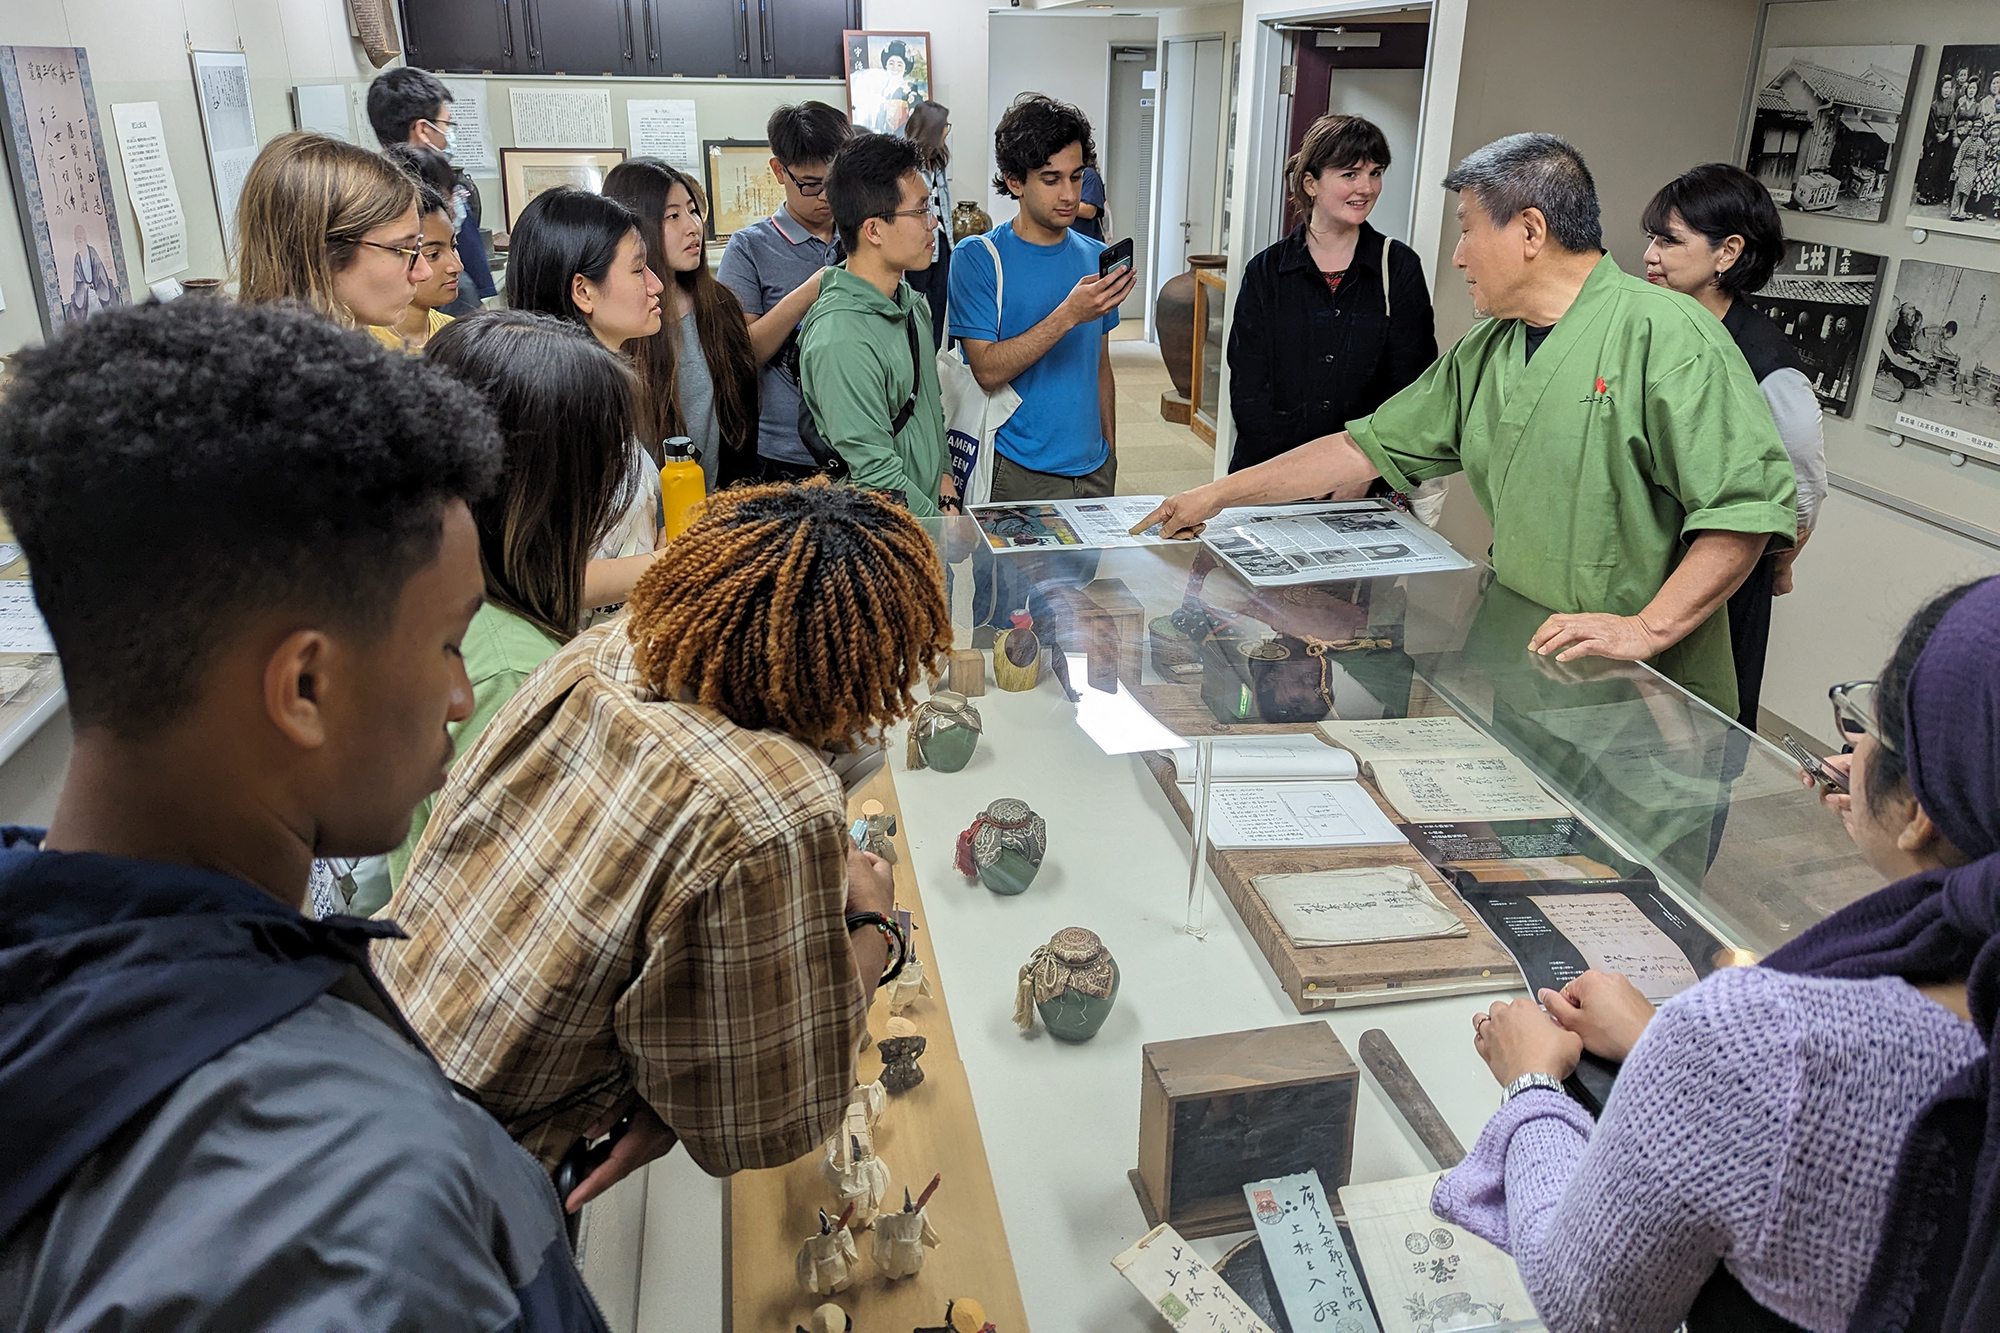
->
<box><xmin>0</xmin><ymin>46</ymin><xmax>131</xmax><ymax>338</ymax></box>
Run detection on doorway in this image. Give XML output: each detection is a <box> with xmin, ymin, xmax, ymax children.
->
<box><xmin>1151</xmin><ymin>33</ymin><xmax>1227</xmax><ymax>331</ymax></box>
<box><xmin>1105</xmin><ymin>43</ymin><xmax>1157</xmax><ymax>321</ymax></box>
<box><xmin>1284</xmin><ymin>22</ymin><xmax>1429</xmax><ymax>243</ymax></box>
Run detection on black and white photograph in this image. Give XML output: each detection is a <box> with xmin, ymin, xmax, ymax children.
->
<box><xmin>1321</xmin><ymin>512</ymin><xmax>1403</xmax><ymax>534</ymax></box>
<box><xmin>1868</xmin><ymin>259</ymin><xmax>2000</xmax><ymax>465</ymax></box>
<box><xmin>1744</xmin><ymin>43</ymin><xmax>1921</xmax><ymax>222</ymax></box>
<box><xmin>1904</xmin><ymin>44</ymin><xmax>2000</xmax><ymax>242</ymax></box>
<box><xmin>1744</xmin><ymin>241</ymin><xmax>1883</xmax><ymax>416</ymax></box>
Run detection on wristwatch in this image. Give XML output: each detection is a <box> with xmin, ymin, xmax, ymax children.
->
<box><xmin>846</xmin><ymin>910</ymin><xmax>908</xmax><ymax>985</ymax></box>
<box><xmin>1502</xmin><ymin>1071</ymin><xmax>1567</xmax><ymax>1104</ymax></box>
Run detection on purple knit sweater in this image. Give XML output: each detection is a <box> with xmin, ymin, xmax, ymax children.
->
<box><xmin>1430</xmin><ymin>965</ymin><xmax>1984</xmax><ymax>1333</ymax></box>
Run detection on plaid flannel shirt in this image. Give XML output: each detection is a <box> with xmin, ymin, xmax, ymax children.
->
<box><xmin>376</xmin><ymin>621</ymin><xmax>863</xmax><ymax>1172</ymax></box>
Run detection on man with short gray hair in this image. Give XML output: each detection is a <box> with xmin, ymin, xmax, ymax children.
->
<box><xmin>1141</xmin><ymin>133</ymin><xmax>1796</xmax><ymax>715</ymax></box>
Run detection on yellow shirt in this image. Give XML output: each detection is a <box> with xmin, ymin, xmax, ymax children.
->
<box><xmin>367</xmin><ymin>308</ymin><xmax>454</xmax><ymax>353</ymax></box>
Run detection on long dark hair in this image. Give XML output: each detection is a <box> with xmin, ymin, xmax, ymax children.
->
<box><xmin>424</xmin><ymin>310</ymin><xmax>636</xmax><ymax>642</ymax></box>
<box><xmin>602</xmin><ymin>159</ymin><xmax>757</xmax><ymax>460</ymax></box>
<box><xmin>906</xmin><ymin>100</ymin><xmax>951</xmax><ymax>172</ymax></box>
<box><xmin>504</xmin><ymin>187</ymin><xmax>642</xmax><ymax>329</ymax></box>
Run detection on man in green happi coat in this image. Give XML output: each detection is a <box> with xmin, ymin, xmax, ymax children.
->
<box><xmin>1142</xmin><ymin>134</ymin><xmax>1796</xmax><ymax>716</ymax></box>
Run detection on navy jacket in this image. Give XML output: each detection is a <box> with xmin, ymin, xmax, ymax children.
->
<box><xmin>0</xmin><ymin>828</ymin><xmax>606</xmax><ymax>1331</ymax></box>
<box><xmin>1226</xmin><ymin>220</ymin><xmax>1437</xmax><ymax>472</ymax></box>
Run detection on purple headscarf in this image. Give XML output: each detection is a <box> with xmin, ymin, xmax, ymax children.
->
<box><xmin>1763</xmin><ymin>575</ymin><xmax>2000</xmax><ymax>1331</ymax></box>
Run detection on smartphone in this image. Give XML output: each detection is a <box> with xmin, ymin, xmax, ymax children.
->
<box><xmin>1781</xmin><ymin>734</ymin><xmax>1849</xmax><ymax>794</ymax></box>
<box><xmin>1098</xmin><ymin>236</ymin><xmax>1134</xmax><ymax>281</ymax></box>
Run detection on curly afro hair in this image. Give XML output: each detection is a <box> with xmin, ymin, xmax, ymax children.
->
<box><xmin>0</xmin><ymin>298</ymin><xmax>502</xmax><ymax>737</ymax></box>
<box><xmin>992</xmin><ymin>93</ymin><xmax>1096</xmax><ymax>198</ymax></box>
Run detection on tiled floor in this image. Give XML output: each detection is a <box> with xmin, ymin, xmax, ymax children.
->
<box><xmin>1106</xmin><ymin>336</ymin><xmax>1216</xmax><ymax>498</ymax></box>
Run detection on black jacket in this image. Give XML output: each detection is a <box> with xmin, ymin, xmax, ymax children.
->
<box><xmin>1226</xmin><ymin>221</ymin><xmax>1437</xmax><ymax>472</ymax></box>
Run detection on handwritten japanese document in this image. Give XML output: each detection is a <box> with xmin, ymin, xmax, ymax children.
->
<box><xmin>508</xmin><ymin>87</ymin><xmax>613</xmax><ymax>148</ymax></box>
<box><xmin>1204</xmin><ymin>781</ymin><xmax>1408</xmax><ymax>850</ymax></box>
<box><xmin>1112</xmin><ymin>1223</ymin><xmax>1275</xmax><ymax>1333</ymax></box>
<box><xmin>191</xmin><ymin>51</ymin><xmax>258</xmax><ymax>256</ymax></box>
<box><xmin>1253</xmin><ymin>867</ymin><xmax>1468</xmax><ymax>949</ymax></box>
<box><xmin>1172</xmin><ymin>735</ymin><xmax>1360</xmax><ymax>783</ymax></box>
<box><xmin>1526</xmin><ymin>893</ymin><xmax>1700</xmax><ymax>1000</ymax></box>
<box><xmin>1245</xmin><ymin>1170</ymin><xmax>1380</xmax><ymax>1333</ymax></box>
<box><xmin>111</xmin><ymin>102</ymin><xmax>188</xmax><ymax>281</ymax></box>
<box><xmin>1319</xmin><ymin>716</ymin><xmax>1508</xmax><ymax>764</ymax></box>
<box><xmin>0</xmin><ymin>583</ymin><xmax>56</xmax><ymax>656</ymax></box>
<box><xmin>1337</xmin><ymin>1173</ymin><xmax>1544</xmax><ymax>1333</ymax></box>
<box><xmin>1370</xmin><ymin>756</ymin><xmax>1571</xmax><ymax>823</ymax></box>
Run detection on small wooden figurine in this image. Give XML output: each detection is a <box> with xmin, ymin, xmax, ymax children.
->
<box><xmin>872</xmin><ymin>1175</ymin><xmax>943</xmax><ymax>1280</ymax></box>
<box><xmin>993</xmin><ymin>611</ymin><xmax>1040</xmax><ymax>691</ymax></box>
<box><xmin>857</xmin><ymin>798</ymin><xmax>898</xmax><ymax>865</ymax></box>
<box><xmin>954</xmin><ymin>798</ymin><xmax>1046</xmax><ymax>896</ymax></box>
<box><xmin>795</xmin><ymin>1206</ymin><xmax>858</xmax><ymax>1296</ymax></box>
<box><xmin>884</xmin><ymin>953</ymin><xmax>933</xmax><ymax>1016</ymax></box>
<box><xmin>821</xmin><ymin>1132</ymin><xmax>892</xmax><ymax>1229</ymax></box>
<box><xmin>946</xmin><ymin>646</ymin><xmax>986</xmax><ymax>697</ymax></box>
<box><xmin>878</xmin><ymin>1017</ymin><xmax>928</xmax><ymax>1094</ymax></box>
<box><xmin>796</xmin><ymin>1304</ymin><xmax>850</xmax><ymax>1333</ymax></box>
<box><xmin>914</xmin><ymin>1297</ymin><xmax>995</xmax><ymax>1333</ymax></box>
<box><xmin>907</xmin><ymin>690</ymin><xmax>983</xmax><ymax>773</ymax></box>
<box><xmin>1014</xmin><ymin>927</ymin><xmax>1120</xmax><ymax>1042</ymax></box>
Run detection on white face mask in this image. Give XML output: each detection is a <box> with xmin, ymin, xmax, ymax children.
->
<box><xmin>440</xmin><ymin>122</ymin><xmax>459</xmax><ymax>157</ymax></box>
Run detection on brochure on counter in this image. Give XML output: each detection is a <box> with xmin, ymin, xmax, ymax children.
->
<box><xmin>967</xmin><ymin>497</ymin><xmax>1473</xmax><ymax>583</ymax></box>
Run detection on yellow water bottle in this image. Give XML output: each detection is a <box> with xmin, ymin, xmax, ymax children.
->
<box><xmin>658</xmin><ymin>436</ymin><xmax>706</xmax><ymax>541</ymax></box>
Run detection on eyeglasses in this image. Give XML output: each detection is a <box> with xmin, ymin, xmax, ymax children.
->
<box><xmin>1829</xmin><ymin>679</ymin><xmax>1891</xmax><ymax>752</ymax></box>
<box><xmin>781</xmin><ymin>164</ymin><xmax>828</xmax><ymax>197</ymax></box>
<box><xmin>878</xmin><ymin>205</ymin><xmax>939</xmax><ymax>225</ymax></box>
<box><xmin>419</xmin><ymin>116</ymin><xmax>454</xmax><ymax>136</ymax></box>
<box><xmin>360</xmin><ymin>239</ymin><xmax>426</xmax><ymax>273</ymax></box>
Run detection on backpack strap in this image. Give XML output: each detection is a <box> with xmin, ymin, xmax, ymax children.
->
<box><xmin>977</xmin><ymin>231</ymin><xmax>1005</xmax><ymax>337</ymax></box>
<box><xmin>1379</xmin><ymin>231</ymin><xmax>1393</xmax><ymax>320</ymax></box>
<box><xmin>889</xmin><ymin>303</ymin><xmax>925</xmax><ymax>436</ymax></box>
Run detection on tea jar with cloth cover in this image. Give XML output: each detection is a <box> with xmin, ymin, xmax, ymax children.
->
<box><xmin>1014</xmin><ymin>926</ymin><xmax>1119</xmax><ymax>1042</ymax></box>
<box><xmin>953</xmin><ymin>798</ymin><xmax>1046</xmax><ymax>895</ymax></box>
<box><xmin>907</xmin><ymin>690</ymin><xmax>982</xmax><ymax>773</ymax></box>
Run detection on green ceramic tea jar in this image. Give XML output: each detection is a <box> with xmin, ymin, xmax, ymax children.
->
<box><xmin>953</xmin><ymin>798</ymin><xmax>1046</xmax><ymax>896</ymax></box>
<box><xmin>1014</xmin><ymin>927</ymin><xmax>1120</xmax><ymax>1042</ymax></box>
<box><xmin>906</xmin><ymin>690</ymin><xmax>982</xmax><ymax>773</ymax></box>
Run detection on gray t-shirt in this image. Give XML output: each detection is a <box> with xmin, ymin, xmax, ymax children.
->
<box><xmin>674</xmin><ymin>308</ymin><xmax>722</xmax><ymax>492</ymax></box>
<box><xmin>716</xmin><ymin>210</ymin><xmax>836</xmax><ymax>466</ymax></box>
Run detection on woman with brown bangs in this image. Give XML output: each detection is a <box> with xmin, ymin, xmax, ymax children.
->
<box><xmin>234</xmin><ymin>130</ymin><xmax>433</xmax><ymax>330</ymax></box>
<box><xmin>603</xmin><ymin>158</ymin><xmax>760</xmax><ymax>492</ymax></box>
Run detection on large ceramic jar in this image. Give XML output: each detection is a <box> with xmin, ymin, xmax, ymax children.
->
<box><xmin>1154</xmin><ymin>253</ymin><xmax>1228</xmax><ymax>399</ymax></box>
<box><xmin>1014</xmin><ymin>926</ymin><xmax>1120</xmax><ymax>1042</ymax></box>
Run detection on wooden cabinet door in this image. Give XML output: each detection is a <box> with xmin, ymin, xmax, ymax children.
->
<box><xmin>520</xmin><ymin>0</ymin><xmax>636</xmax><ymax>76</ymax></box>
<box><xmin>401</xmin><ymin>0</ymin><xmax>523</xmax><ymax>74</ymax></box>
<box><xmin>651</xmin><ymin>0</ymin><xmax>756</xmax><ymax>78</ymax></box>
<box><xmin>757</xmin><ymin>0</ymin><xmax>858</xmax><ymax>80</ymax></box>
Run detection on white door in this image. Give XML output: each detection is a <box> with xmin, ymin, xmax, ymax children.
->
<box><xmin>1152</xmin><ymin>35</ymin><xmax>1226</xmax><ymax>303</ymax></box>
<box><xmin>1326</xmin><ymin>68</ymin><xmax>1426</xmax><ymax>244</ymax></box>
<box><xmin>1105</xmin><ymin>45</ymin><xmax>1157</xmax><ymax>320</ymax></box>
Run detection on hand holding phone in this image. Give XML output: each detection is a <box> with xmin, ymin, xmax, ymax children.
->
<box><xmin>1098</xmin><ymin>236</ymin><xmax>1134</xmax><ymax>280</ymax></box>
<box><xmin>1781</xmin><ymin>734</ymin><xmax>1850</xmax><ymax>795</ymax></box>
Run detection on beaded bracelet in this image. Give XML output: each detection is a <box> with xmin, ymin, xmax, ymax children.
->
<box><xmin>846</xmin><ymin>910</ymin><xmax>908</xmax><ymax>985</ymax></box>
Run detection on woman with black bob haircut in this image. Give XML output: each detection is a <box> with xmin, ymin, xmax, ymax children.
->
<box><xmin>1642</xmin><ymin>163</ymin><xmax>1827</xmax><ymax>729</ymax></box>
<box><xmin>353</xmin><ymin>309</ymin><xmax>640</xmax><ymax>913</ymax></box>
<box><xmin>1225</xmin><ymin>114</ymin><xmax>1439</xmax><ymax>517</ymax></box>
<box><xmin>506</xmin><ymin>186</ymin><xmax>665</xmax><ymax>612</ymax></box>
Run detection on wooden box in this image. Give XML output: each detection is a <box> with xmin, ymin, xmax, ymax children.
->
<box><xmin>1046</xmin><ymin>578</ymin><xmax>1145</xmax><ymax>692</ymax></box>
<box><xmin>1131</xmin><ymin>1022</ymin><xmax>1359</xmax><ymax>1239</ymax></box>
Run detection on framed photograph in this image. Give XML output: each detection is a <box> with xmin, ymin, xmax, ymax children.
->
<box><xmin>1903</xmin><ymin>44</ymin><xmax>2000</xmax><ymax>243</ymax></box>
<box><xmin>702</xmin><ymin>139</ymin><xmax>785</xmax><ymax>240</ymax></box>
<box><xmin>0</xmin><ymin>46</ymin><xmax>131</xmax><ymax>338</ymax></box>
<box><xmin>1744</xmin><ymin>241</ymin><xmax>1884</xmax><ymax>417</ymax></box>
<box><xmin>1867</xmin><ymin>259</ymin><xmax>2000</xmax><ymax>464</ymax></box>
<box><xmin>499</xmin><ymin>147</ymin><xmax>626</xmax><ymax>230</ymax></box>
<box><xmin>843</xmin><ymin>30</ymin><xmax>930</xmax><ymax>135</ymax></box>
<box><xmin>1743</xmin><ymin>43</ymin><xmax>1922</xmax><ymax>222</ymax></box>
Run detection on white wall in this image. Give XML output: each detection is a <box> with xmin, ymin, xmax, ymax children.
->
<box><xmin>1327</xmin><ymin>67</ymin><xmax>1424</xmax><ymax>244</ymax></box>
<box><xmin>984</xmin><ymin>12</ymin><xmax>1161</xmax><ymax>225</ymax></box>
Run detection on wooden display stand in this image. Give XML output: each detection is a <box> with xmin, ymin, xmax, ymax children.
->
<box><xmin>1044</xmin><ymin>578</ymin><xmax>1145</xmax><ymax>693</ymax></box>
<box><xmin>1141</xmin><ymin>750</ymin><xmax>1520</xmax><ymax>1010</ymax></box>
<box><xmin>727</xmin><ymin>768</ymin><xmax>1030</xmax><ymax>1332</ymax></box>
<box><xmin>1131</xmin><ymin>1023</ymin><xmax>1360</xmax><ymax>1239</ymax></box>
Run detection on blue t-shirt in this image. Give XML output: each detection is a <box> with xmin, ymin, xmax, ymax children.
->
<box><xmin>948</xmin><ymin>223</ymin><xmax>1119</xmax><ymax>477</ymax></box>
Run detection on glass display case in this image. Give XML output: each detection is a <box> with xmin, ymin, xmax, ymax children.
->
<box><xmin>1190</xmin><ymin>266</ymin><xmax>1227</xmax><ymax>447</ymax></box>
<box><xmin>731</xmin><ymin>514</ymin><xmax>1879</xmax><ymax>1332</ymax></box>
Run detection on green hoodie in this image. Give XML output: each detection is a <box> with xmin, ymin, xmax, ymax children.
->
<box><xmin>798</xmin><ymin>265</ymin><xmax>947</xmax><ymax>517</ymax></box>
